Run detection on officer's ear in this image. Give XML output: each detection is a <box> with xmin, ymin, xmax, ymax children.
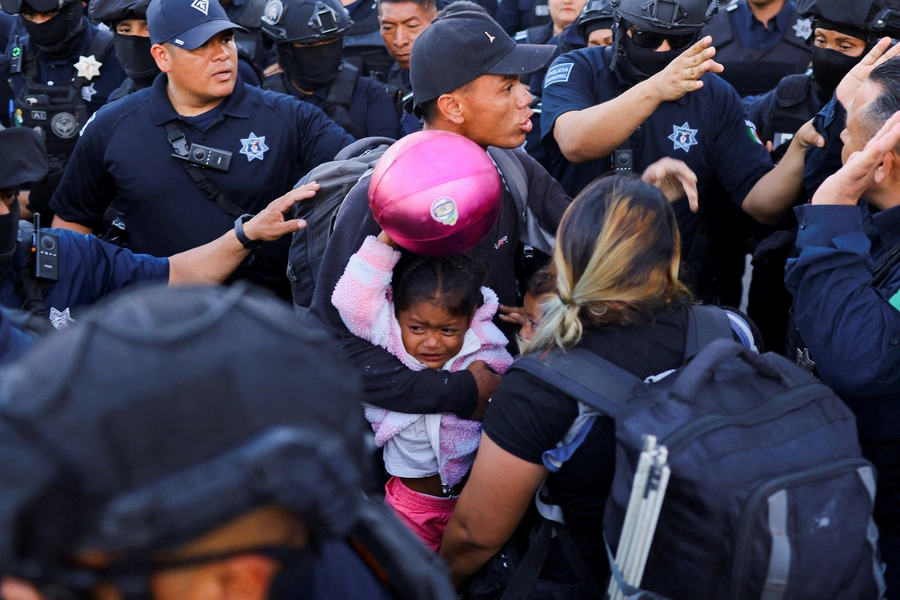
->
<box><xmin>151</xmin><ymin>42</ymin><xmax>174</xmax><ymax>73</ymax></box>
<box><xmin>877</xmin><ymin>148</ymin><xmax>899</xmax><ymax>186</ymax></box>
<box><xmin>436</xmin><ymin>92</ymin><xmax>465</xmax><ymax>125</ymax></box>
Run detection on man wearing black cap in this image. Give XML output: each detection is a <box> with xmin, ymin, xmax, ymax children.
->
<box><xmin>0</xmin><ymin>126</ymin><xmax>320</xmax><ymax>344</ymax></box>
<box><xmin>0</xmin><ymin>284</ymin><xmax>457</xmax><ymax>600</ymax></box>
<box><xmin>48</xmin><ymin>0</ymin><xmax>354</xmax><ymax>300</ymax></box>
<box><xmin>0</xmin><ymin>0</ymin><xmax>128</xmax><ymax>218</ymax></box>
<box><xmin>308</xmin><ymin>10</ymin><xmax>567</xmax><ymax>422</ymax></box>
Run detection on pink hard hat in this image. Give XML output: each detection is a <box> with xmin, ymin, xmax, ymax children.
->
<box><xmin>368</xmin><ymin>130</ymin><xmax>502</xmax><ymax>257</ymax></box>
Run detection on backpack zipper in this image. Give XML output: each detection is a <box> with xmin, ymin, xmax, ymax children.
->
<box><xmin>661</xmin><ymin>382</ymin><xmax>829</xmax><ymax>454</ymax></box>
<box><xmin>729</xmin><ymin>458</ymin><xmax>872</xmax><ymax>599</ymax></box>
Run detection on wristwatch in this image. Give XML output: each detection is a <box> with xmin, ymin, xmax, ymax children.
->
<box><xmin>234</xmin><ymin>214</ymin><xmax>262</xmax><ymax>250</ymax></box>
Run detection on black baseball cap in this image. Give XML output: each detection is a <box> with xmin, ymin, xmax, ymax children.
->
<box><xmin>147</xmin><ymin>0</ymin><xmax>247</xmax><ymax>49</ymax></box>
<box><xmin>410</xmin><ymin>11</ymin><xmax>556</xmax><ymax>108</ymax></box>
<box><xmin>0</xmin><ymin>128</ymin><xmax>49</xmax><ymax>190</ymax></box>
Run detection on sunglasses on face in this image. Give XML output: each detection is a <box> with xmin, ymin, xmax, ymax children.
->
<box><xmin>629</xmin><ymin>26</ymin><xmax>698</xmax><ymax>51</ymax></box>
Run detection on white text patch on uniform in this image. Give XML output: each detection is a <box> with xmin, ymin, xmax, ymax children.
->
<box><xmin>544</xmin><ymin>63</ymin><xmax>574</xmax><ymax>87</ymax></box>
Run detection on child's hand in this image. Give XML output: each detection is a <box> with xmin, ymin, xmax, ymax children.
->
<box><xmin>376</xmin><ymin>230</ymin><xmax>400</xmax><ymax>249</ymax></box>
<box><xmin>498</xmin><ymin>304</ymin><xmax>527</xmax><ymax>327</ymax></box>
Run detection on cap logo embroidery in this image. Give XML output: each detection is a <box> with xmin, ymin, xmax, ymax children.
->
<box><xmin>191</xmin><ymin>0</ymin><xmax>209</xmax><ymax>15</ymax></box>
<box><xmin>485</xmin><ymin>31</ymin><xmax>495</xmax><ymax>43</ymax></box>
<box><xmin>262</xmin><ymin>0</ymin><xmax>284</xmax><ymax>25</ymax></box>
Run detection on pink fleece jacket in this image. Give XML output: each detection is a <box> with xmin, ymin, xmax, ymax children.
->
<box><xmin>332</xmin><ymin>236</ymin><xmax>513</xmax><ymax>488</ymax></box>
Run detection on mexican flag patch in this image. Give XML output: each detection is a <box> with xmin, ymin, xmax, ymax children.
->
<box><xmin>745</xmin><ymin>119</ymin><xmax>763</xmax><ymax>145</ymax></box>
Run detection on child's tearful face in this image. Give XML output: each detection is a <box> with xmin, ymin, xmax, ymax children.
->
<box><xmin>397</xmin><ymin>300</ymin><xmax>473</xmax><ymax>370</ymax></box>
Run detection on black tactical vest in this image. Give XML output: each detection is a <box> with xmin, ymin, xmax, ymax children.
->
<box><xmin>263</xmin><ymin>62</ymin><xmax>364</xmax><ymax>139</ymax></box>
<box><xmin>704</xmin><ymin>1</ymin><xmax>812</xmax><ymax>97</ymax></box>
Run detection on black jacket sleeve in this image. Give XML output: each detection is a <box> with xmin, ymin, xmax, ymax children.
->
<box><xmin>514</xmin><ymin>148</ymin><xmax>570</xmax><ymax>234</ymax></box>
<box><xmin>309</xmin><ymin>180</ymin><xmax>479</xmax><ymax>418</ymax></box>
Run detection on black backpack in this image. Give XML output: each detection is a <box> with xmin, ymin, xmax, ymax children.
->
<box><xmin>510</xmin><ymin>307</ymin><xmax>884</xmax><ymax>600</ymax></box>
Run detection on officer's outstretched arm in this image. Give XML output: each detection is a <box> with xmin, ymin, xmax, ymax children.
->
<box><xmin>742</xmin><ymin>121</ymin><xmax>825</xmax><ymax>224</ymax></box>
<box><xmin>50</xmin><ymin>215</ymin><xmax>92</xmax><ymax>235</ymax></box>
<box><xmin>167</xmin><ymin>184</ymin><xmax>319</xmax><ymax>285</ymax></box>
<box><xmin>553</xmin><ymin>36</ymin><xmax>722</xmax><ymax>163</ymax></box>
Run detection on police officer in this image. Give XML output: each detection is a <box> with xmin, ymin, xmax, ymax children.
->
<box><xmin>541</xmin><ymin>0</ymin><xmax>820</xmax><ymax>243</ymax></box>
<box><xmin>378</xmin><ymin>0</ymin><xmax>436</xmax><ymax>135</ymax></box>
<box><xmin>703</xmin><ymin>0</ymin><xmax>812</xmax><ymax>98</ymax></box>
<box><xmin>573</xmin><ymin>0</ymin><xmax>612</xmax><ymax>48</ymax></box>
<box><xmin>49</xmin><ymin>0</ymin><xmax>354</xmax><ymax>299</ymax></box>
<box><xmin>88</xmin><ymin>0</ymin><xmax>162</xmax><ymax>101</ymax></box>
<box><xmin>0</xmin><ymin>0</ymin><xmax>127</xmax><ymax>218</ymax></box>
<box><xmin>220</xmin><ymin>0</ymin><xmax>271</xmax><ymax>78</ymax></box>
<box><xmin>497</xmin><ymin>0</ymin><xmax>548</xmax><ymax>37</ymax></box>
<box><xmin>0</xmin><ymin>284</ymin><xmax>457</xmax><ymax>600</ymax></box>
<box><xmin>260</xmin><ymin>0</ymin><xmax>400</xmax><ymax>139</ymax></box>
<box><xmin>784</xmin><ymin>55</ymin><xmax>900</xmax><ymax>594</ymax></box>
<box><xmin>0</xmin><ymin>126</ymin><xmax>320</xmax><ymax>337</ymax></box>
<box><xmin>0</xmin><ymin>11</ymin><xmax>14</xmax><ymax>127</ymax></box>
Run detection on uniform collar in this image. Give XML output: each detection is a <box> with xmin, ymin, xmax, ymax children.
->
<box><xmin>868</xmin><ymin>202</ymin><xmax>900</xmax><ymax>256</ymax></box>
<box><xmin>149</xmin><ymin>73</ymin><xmax>252</xmax><ymax>126</ymax></box>
<box><xmin>740</xmin><ymin>0</ymin><xmax>794</xmax><ymax>35</ymax></box>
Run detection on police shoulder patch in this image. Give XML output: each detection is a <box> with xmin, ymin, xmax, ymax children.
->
<box><xmin>544</xmin><ymin>63</ymin><xmax>574</xmax><ymax>87</ymax></box>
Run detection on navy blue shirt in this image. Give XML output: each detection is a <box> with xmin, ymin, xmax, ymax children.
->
<box><xmin>540</xmin><ymin>46</ymin><xmax>773</xmax><ymax>230</ymax></box>
<box><xmin>732</xmin><ymin>0</ymin><xmax>797</xmax><ymax>50</ymax></box>
<box><xmin>785</xmin><ymin>202</ymin><xmax>900</xmax><ymax>444</ymax></box>
<box><xmin>803</xmin><ymin>94</ymin><xmax>845</xmax><ymax>201</ymax></box>
<box><xmin>0</xmin><ymin>306</ymin><xmax>33</xmax><ymax>364</ymax></box>
<box><xmin>271</xmin><ymin>70</ymin><xmax>400</xmax><ymax>139</ymax></box>
<box><xmin>497</xmin><ymin>0</ymin><xmax>548</xmax><ymax>37</ymax></box>
<box><xmin>385</xmin><ymin>62</ymin><xmax>420</xmax><ymax>137</ymax></box>
<box><xmin>50</xmin><ymin>74</ymin><xmax>353</xmax><ymax>294</ymax></box>
<box><xmin>8</xmin><ymin>18</ymin><xmax>127</xmax><ymax>119</ymax></box>
<box><xmin>0</xmin><ymin>229</ymin><xmax>169</xmax><ymax>316</ymax></box>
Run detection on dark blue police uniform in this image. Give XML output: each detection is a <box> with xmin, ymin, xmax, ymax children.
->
<box><xmin>784</xmin><ymin>200</ymin><xmax>900</xmax><ymax>585</ymax></box>
<box><xmin>497</xmin><ymin>0</ymin><xmax>548</xmax><ymax>37</ymax></box>
<box><xmin>803</xmin><ymin>93</ymin><xmax>845</xmax><ymax>200</ymax></box>
<box><xmin>0</xmin><ymin>229</ymin><xmax>168</xmax><ymax>316</ymax></box>
<box><xmin>263</xmin><ymin>68</ymin><xmax>400</xmax><ymax>139</ymax></box>
<box><xmin>0</xmin><ymin>306</ymin><xmax>33</xmax><ymax>364</ymax></box>
<box><xmin>384</xmin><ymin>62</ymin><xmax>420</xmax><ymax>137</ymax></box>
<box><xmin>744</xmin><ymin>72</ymin><xmax>827</xmax><ymax>158</ymax></box>
<box><xmin>8</xmin><ymin>19</ymin><xmax>127</xmax><ymax>123</ymax></box>
<box><xmin>49</xmin><ymin>73</ymin><xmax>353</xmax><ymax>295</ymax></box>
<box><xmin>342</xmin><ymin>0</ymin><xmax>392</xmax><ymax>82</ymax></box>
<box><xmin>540</xmin><ymin>45</ymin><xmax>773</xmax><ymax>236</ymax></box>
<box><xmin>703</xmin><ymin>0</ymin><xmax>811</xmax><ymax>97</ymax></box>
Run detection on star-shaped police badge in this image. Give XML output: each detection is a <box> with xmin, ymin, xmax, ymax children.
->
<box><xmin>668</xmin><ymin>122</ymin><xmax>698</xmax><ymax>153</ymax></box>
<box><xmin>74</xmin><ymin>55</ymin><xmax>102</xmax><ymax>81</ymax></box>
<box><xmin>240</xmin><ymin>132</ymin><xmax>269</xmax><ymax>162</ymax></box>
<box><xmin>793</xmin><ymin>17</ymin><xmax>812</xmax><ymax>40</ymax></box>
<box><xmin>81</xmin><ymin>83</ymin><xmax>97</xmax><ymax>102</ymax></box>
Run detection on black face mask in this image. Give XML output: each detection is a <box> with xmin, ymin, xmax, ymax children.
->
<box><xmin>619</xmin><ymin>33</ymin><xmax>682</xmax><ymax>82</ymax></box>
<box><xmin>811</xmin><ymin>45</ymin><xmax>863</xmax><ymax>93</ymax></box>
<box><xmin>21</xmin><ymin>1</ymin><xmax>85</xmax><ymax>57</ymax></box>
<box><xmin>114</xmin><ymin>33</ymin><xmax>160</xmax><ymax>85</ymax></box>
<box><xmin>0</xmin><ymin>200</ymin><xmax>21</xmax><ymax>281</ymax></box>
<box><xmin>277</xmin><ymin>40</ymin><xmax>344</xmax><ymax>91</ymax></box>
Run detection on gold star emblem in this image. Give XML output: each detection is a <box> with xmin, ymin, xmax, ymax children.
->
<box><xmin>74</xmin><ymin>55</ymin><xmax>103</xmax><ymax>81</ymax></box>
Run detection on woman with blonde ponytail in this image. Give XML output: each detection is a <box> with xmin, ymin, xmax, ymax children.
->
<box><xmin>441</xmin><ymin>174</ymin><xmax>718</xmax><ymax>597</ymax></box>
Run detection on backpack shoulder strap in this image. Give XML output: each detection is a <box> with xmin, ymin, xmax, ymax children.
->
<box><xmin>333</xmin><ymin>135</ymin><xmax>395</xmax><ymax>161</ymax></box>
<box><xmin>510</xmin><ymin>347</ymin><xmax>641</xmax><ymax>419</ymax></box>
<box><xmin>774</xmin><ymin>73</ymin><xmax>811</xmax><ymax>108</ymax></box>
<box><xmin>686</xmin><ymin>304</ymin><xmax>735</xmax><ymax>358</ymax></box>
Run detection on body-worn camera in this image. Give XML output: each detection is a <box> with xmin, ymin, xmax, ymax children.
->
<box><xmin>32</xmin><ymin>213</ymin><xmax>58</xmax><ymax>282</ymax></box>
<box><xmin>614</xmin><ymin>149</ymin><xmax>633</xmax><ymax>173</ymax></box>
<box><xmin>177</xmin><ymin>143</ymin><xmax>233</xmax><ymax>172</ymax></box>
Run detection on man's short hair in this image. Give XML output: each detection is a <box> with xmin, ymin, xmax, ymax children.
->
<box><xmin>377</xmin><ymin>0</ymin><xmax>437</xmax><ymax>12</ymax></box>
<box><xmin>861</xmin><ymin>57</ymin><xmax>900</xmax><ymax>152</ymax></box>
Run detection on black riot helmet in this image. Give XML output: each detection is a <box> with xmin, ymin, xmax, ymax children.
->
<box><xmin>88</xmin><ymin>0</ymin><xmax>150</xmax><ymax>24</ymax></box>
<box><xmin>797</xmin><ymin>0</ymin><xmax>900</xmax><ymax>42</ymax></box>
<box><xmin>576</xmin><ymin>0</ymin><xmax>614</xmax><ymax>39</ymax></box>
<box><xmin>0</xmin><ymin>284</ymin><xmax>456</xmax><ymax>600</ymax></box>
<box><xmin>0</xmin><ymin>0</ymin><xmax>76</xmax><ymax>15</ymax></box>
<box><xmin>610</xmin><ymin>0</ymin><xmax>717</xmax><ymax>33</ymax></box>
<box><xmin>260</xmin><ymin>0</ymin><xmax>351</xmax><ymax>43</ymax></box>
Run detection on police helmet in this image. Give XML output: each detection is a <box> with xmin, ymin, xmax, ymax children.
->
<box><xmin>0</xmin><ymin>0</ymin><xmax>76</xmax><ymax>15</ymax></box>
<box><xmin>609</xmin><ymin>0</ymin><xmax>717</xmax><ymax>33</ymax></box>
<box><xmin>0</xmin><ymin>284</ymin><xmax>454</xmax><ymax>599</ymax></box>
<box><xmin>576</xmin><ymin>0</ymin><xmax>615</xmax><ymax>39</ymax></box>
<box><xmin>797</xmin><ymin>0</ymin><xmax>900</xmax><ymax>40</ymax></box>
<box><xmin>260</xmin><ymin>0</ymin><xmax>351</xmax><ymax>44</ymax></box>
<box><xmin>88</xmin><ymin>0</ymin><xmax>150</xmax><ymax>25</ymax></box>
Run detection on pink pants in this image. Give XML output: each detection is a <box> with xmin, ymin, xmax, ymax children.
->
<box><xmin>384</xmin><ymin>476</ymin><xmax>458</xmax><ymax>552</ymax></box>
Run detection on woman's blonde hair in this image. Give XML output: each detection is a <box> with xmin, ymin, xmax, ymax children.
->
<box><xmin>527</xmin><ymin>174</ymin><xmax>691</xmax><ymax>352</ymax></box>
